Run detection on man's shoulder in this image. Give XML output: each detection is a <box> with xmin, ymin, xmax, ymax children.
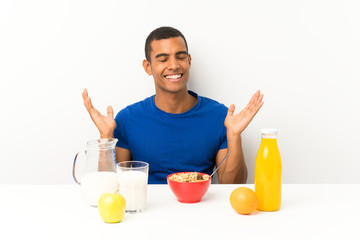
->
<box><xmin>116</xmin><ymin>95</ymin><xmax>154</xmax><ymax>118</ymax></box>
<box><xmin>198</xmin><ymin>94</ymin><xmax>228</xmax><ymax>111</ymax></box>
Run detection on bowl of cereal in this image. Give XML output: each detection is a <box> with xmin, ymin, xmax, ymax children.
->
<box><xmin>167</xmin><ymin>172</ymin><xmax>211</xmax><ymax>203</ymax></box>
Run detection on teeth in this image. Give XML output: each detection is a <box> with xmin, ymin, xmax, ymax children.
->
<box><xmin>165</xmin><ymin>74</ymin><xmax>181</xmax><ymax>79</ymax></box>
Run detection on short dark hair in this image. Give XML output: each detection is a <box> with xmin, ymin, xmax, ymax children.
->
<box><xmin>145</xmin><ymin>26</ymin><xmax>188</xmax><ymax>62</ymax></box>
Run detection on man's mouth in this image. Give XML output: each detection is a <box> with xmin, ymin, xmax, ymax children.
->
<box><xmin>164</xmin><ymin>74</ymin><xmax>183</xmax><ymax>82</ymax></box>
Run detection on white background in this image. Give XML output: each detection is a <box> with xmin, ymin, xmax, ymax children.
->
<box><xmin>1</xmin><ymin>0</ymin><xmax>359</xmax><ymax>184</ymax></box>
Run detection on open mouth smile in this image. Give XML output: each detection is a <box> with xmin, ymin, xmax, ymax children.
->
<box><xmin>164</xmin><ymin>74</ymin><xmax>183</xmax><ymax>82</ymax></box>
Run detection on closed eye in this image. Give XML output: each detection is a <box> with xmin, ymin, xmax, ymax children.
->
<box><xmin>176</xmin><ymin>53</ymin><xmax>188</xmax><ymax>60</ymax></box>
<box><xmin>158</xmin><ymin>58</ymin><xmax>168</xmax><ymax>62</ymax></box>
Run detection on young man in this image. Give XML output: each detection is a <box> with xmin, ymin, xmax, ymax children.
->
<box><xmin>82</xmin><ymin>26</ymin><xmax>264</xmax><ymax>184</ymax></box>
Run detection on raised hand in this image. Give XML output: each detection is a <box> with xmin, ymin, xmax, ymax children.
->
<box><xmin>225</xmin><ymin>90</ymin><xmax>264</xmax><ymax>136</ymax></box>
<box><xmin>82</xmin><ymin>88</ymin><xmax>116</xmax><ymax>138</ymax></box>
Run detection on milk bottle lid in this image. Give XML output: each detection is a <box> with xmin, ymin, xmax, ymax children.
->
<box><xmin>261</xmin><ymin>128</ymin><xmax>278</xmax><ymax>135</ymax></box>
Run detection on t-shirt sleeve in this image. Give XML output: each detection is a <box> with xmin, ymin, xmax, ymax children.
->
<box><xmin>113</xmin><ymin>108</ymin><xmax>130</xmax><ymax>150</ymax></box>
<box><xmin>219</xmin><ymin>128</ymin><xmax>228</xmax><ymax>149</ymax></box>
<box><xmin>219</xmin><ymin>106</ymin><xmax>228</xmax><ymax>150</ymax></box>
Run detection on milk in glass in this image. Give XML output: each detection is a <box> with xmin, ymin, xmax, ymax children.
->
<box><xmin>80</xmin><ymin>171</ymin><xmax>118</xmax><ymax>206</ymax></box>
<box><xmin>117</xmin><ymin>171</ymin><xmax>147</xmax><ymax>213</ymax></box>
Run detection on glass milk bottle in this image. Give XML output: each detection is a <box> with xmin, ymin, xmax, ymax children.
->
<box><xmin>255</xmin><ymin>129</ymin><xmax>282</xmax><ymax>211</ymax></box>
<box><xmin>73</xmin><ymin>138</ymin><xmax>119</xmax><ymax>206</ymax></box>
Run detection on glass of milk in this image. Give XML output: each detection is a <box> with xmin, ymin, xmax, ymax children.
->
<box><xmin>116</xmin><ymin>161</ymin><xmax>149</xmax><ymax>214</ymax></box>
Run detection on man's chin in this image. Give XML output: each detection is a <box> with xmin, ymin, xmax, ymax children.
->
<box><xmin>157</xmin><ymin>86</ymin><xmax>188</xmax><ymax>95</ymax></box>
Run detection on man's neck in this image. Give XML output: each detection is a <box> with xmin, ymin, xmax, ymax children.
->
<box><xmin>154</xmin><ymin>89</ymin><xmax>197</xmax><ymax>114</ymax></box>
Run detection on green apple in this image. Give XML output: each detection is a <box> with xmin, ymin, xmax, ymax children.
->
<box><xmin>98</xmin><ymin>193</ymin><xmax>126</xmax><ymax>223</ymax></box>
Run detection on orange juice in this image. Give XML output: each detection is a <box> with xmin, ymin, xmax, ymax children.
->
<box><xmin>255</xmin><ymin>129</ymin><xmax>282</xmax><ymax>211</ymax></box>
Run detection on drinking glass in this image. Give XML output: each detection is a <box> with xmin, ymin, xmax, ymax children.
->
<box><xmin>116</xmin><ymin>161</ymin><xmax>149</xmax><ymax>213</ymax></box>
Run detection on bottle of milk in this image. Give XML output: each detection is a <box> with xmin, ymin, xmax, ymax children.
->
<box><xmin>73</xmin><ymin>138</ymin><xmax>119</xmax><ymax>206</ymax></box>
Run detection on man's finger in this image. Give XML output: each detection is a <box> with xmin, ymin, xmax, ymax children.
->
<box><xmin>82</xmin><ymin>89</ymin><xmax>97</xmax><ymax>117</ymax></box>
<box><xmin>250</xmin><ymin>99</ymin><xmax>264</xmax><ymax>115</ymax></box>
<box><xmin>227</xmin><ymin>104</ymin><xmax>235</xmax><ymax>117</ymax></box>
<box><xmin>107</xmin><ymin>106</ymin><xmax>114</xmax><ymax>119</ymax></box>
<box><xmin>248</xmin><ymin>92</ymin><xmax>264</xmax><ymax>112</ymax></box>
<box><xmin>82</xmin><ymin>88</ymin><xmax>91</xmax><ymax>109</ymax></box>
<box><xmin>82</xmin><ymin>89</ymin><xmax>87</xmax><ymax>103</ymax></box>
<box><xmin>258</xmin><ymin>94</ymin><xmax>264</xmax><ymax>103</ymax></box>
<box><xmin>250</xmin><ymin>90</ymin><xmax>261</xmax><ymax>104</ymax></box>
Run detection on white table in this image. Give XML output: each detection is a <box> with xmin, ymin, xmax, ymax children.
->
<box><xmin>1</xmin><ymin>184</ymin><xmax>359</xmax><ymax>239</ymax></box>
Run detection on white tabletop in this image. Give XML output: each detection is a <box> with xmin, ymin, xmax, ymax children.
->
<box><xmin>1</xmin><ymin>184</ymin><xmax>359</xmax><ymax>239</ymax></box>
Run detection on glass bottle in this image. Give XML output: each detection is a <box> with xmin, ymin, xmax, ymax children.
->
<box><xmin>255</xmin><ymin>129</ymin><xmax>282</xmax><ymax>211</ymax></box>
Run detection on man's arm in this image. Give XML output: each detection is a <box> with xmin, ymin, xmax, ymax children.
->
<box><xmin>115</xmin><ymin>147</ymin><xmax>132</xmax><ymax>163</ymax></box>
<box><xmin>216</xmin><ymin>139</ymin><xmax>247</xmax><ymax>184</ymax></box>
<box><xmin>217</xmin><ymin>90</ymin><xmax>264</xmax><ymax>184</ymax></box>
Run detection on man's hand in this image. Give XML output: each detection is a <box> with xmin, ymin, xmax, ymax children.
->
<box><xmin>82</xmin><ymin>88</ymin><xmax>116</xmax><ymax>138</ymax></box>
<box><xmin>225</xmin><ymin>90</ymin><xmax>264</xmax><ymax>136</ymax></box>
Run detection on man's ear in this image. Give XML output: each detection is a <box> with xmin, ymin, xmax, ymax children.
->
<box><xmin>188</xmin><ymin>53</ymin><xmax>192</xmax><ymax>67</ymax></box>
<box><xmin>142</xmin><ymin>59</ymin><xmax>152</xmax><ymax>76</ymax></box>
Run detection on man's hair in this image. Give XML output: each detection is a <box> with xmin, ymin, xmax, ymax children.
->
<box><xmin>145</xmin><ymin>26</ymin><xmax>188</xmax><ymax>62</ymax></box>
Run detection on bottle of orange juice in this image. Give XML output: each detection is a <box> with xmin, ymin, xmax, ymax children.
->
<box><xmin>255</xmin><ymin>128</ymin><xmax>282</xmax><ymax>211</ymax></box>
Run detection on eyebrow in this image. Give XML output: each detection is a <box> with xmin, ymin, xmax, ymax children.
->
<box><xmin>155</xmin><ymin>51</ymin><xmax>188</xmax><ymax>59</ymax></box>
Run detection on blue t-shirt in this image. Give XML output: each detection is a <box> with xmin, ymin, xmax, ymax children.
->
<box><xmin>114</xmin><ymin>91</ymin><xmax>228</xmax><ymax>184</ymax></box>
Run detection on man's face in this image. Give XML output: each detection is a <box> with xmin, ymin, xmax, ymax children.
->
<box><xmin>143</xmin><ymin>37</ymin><xmax>191</xmax><ymax>94</ymax></box>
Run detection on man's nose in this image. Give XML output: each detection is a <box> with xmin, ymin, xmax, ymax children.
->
<box><xmin>168</xmin><ymin>56</ymin><xmax>180</xmax><ymax>70</ymax></box>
